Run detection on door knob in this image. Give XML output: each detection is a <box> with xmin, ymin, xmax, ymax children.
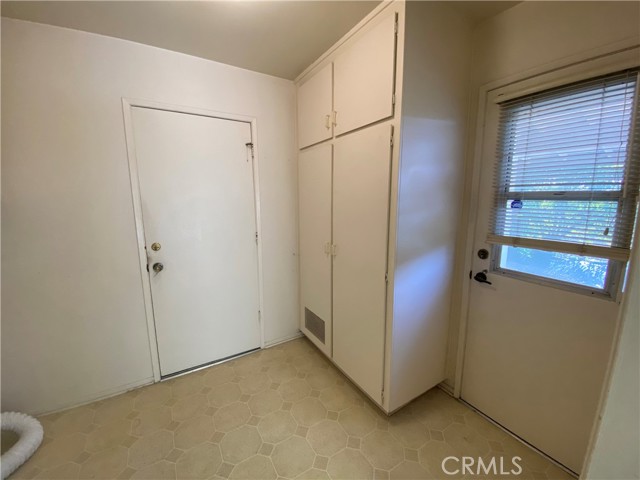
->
<box><xmin>473</xmin><ymin>270</ymin><xmax>492</xmax><ymax>285</ymax></box>
<box><xmin>152</xmin><ymin>262</ymin><xmax>164</xmax><ymax>273</ymax></box>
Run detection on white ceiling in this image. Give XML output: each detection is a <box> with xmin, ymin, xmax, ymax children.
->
<box><xmin>449</xmin><ymin>1</ymin><xmax>519</xmax><ymax>22</ymax></box>
<box><xmin>1</xmin><ymin>1</ymin><xmax>519</xmax><ymax>80</ymax></box>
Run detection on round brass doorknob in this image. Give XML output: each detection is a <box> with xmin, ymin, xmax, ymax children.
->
<box><xmin>153</xmin><ymin>262</ymin><xmax>164</xmax><ymax>273</ymax></box>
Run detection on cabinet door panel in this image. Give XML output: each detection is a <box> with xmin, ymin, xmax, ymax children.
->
<box><xmin>297</xmin><ymin>63</ymin><xmax>333</xmax><ymax>149</ymax></box>
<box><xmin>299</xmin><ymin>143</ymin><xmax>333</xmax><ymax>356</ymax></box>
<box><xmin>333</xmin><ymin>124</ymin><xmax>392</xmax><ymax>403</ymax></box>
<box><xmin>334</xmin><ymin>13</ymin><xmax>396</xmax><ymax>136</ymax></box>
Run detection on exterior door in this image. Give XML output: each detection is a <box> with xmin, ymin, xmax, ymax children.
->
<box><xmin>461</xmin><ymin>88</ymin><xmax>620</xmax><ymax>473</ymax></box>
<box><xmin>333</xmin><ymin>124</ymin><xmax>392</xmax><ymax>404</ymax></box>
<box><xmin>131</xmin><ymin>107</ymin><xmax>261</xmax><ymax>377</ymax></box>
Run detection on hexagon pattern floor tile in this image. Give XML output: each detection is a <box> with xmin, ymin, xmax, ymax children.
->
<box><xmin>10</xmin><ymin>338</ymin><xmax>574</xmax><ymax>479</ymax></box>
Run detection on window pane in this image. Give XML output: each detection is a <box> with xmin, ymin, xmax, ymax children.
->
<box><xmin>498</xmin><ymin>245</ymin><xmax>608</xmax><ymax>289</ymax></box>
<box><xmin>508</xmin><ymin>145</ymin><xmax>628</xmax><ymax>193</ymax></box>
<box><xmin>491</xmin><ymin>70</ymin><xmax>640</xmax><ymax>261</ymax></box>
<box><xmin>506</xmin><ymin>85</ymin><xmax>633</xmax><ymax>193</ymax></box>
<box><xmin>500</xmin><ymin>199</ymin><xmax>619</xmax><ymax>247</ymax></box>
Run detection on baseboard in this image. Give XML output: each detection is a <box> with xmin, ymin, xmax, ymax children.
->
<box><xmin>34</xmin><ymin>332</ymin><xmax>300</xmax><ymax>417</ymax></box>
<box><xmin>34</xmin><ymin>377</ymin><xmax>154</xmax><ymax>417</ymax></box>
<box><xmin>264</xmin><ymin>330</ymin><xmax>303</xmax><ymax>348</ymax></box>
<box><xmin>438</xmin><ymin>381</ymin><xmax>455</xmax><ymax>396</ymax></box>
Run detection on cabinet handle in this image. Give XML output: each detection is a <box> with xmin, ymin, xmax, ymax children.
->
<box><xmin>332</xmin><ymin>111</ymin><xmax>338</xmax><ymax>127</ymax></box>
<box><xmin>323</xmin><ymin>243</ymin><xmax>337</xmax><ymax>256</ymax></box>
<box><xmin>325</xmin><ymin>114</ymin><xmax>331</xmax><ymax>130</ymax></box>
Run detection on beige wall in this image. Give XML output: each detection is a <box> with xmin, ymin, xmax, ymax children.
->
<box><xmin>470</xmin><ymin>1</ymin><xmax>640</xmax><ymax>87</ymax></box>
<box><xmin>445</xmin><ymin>1</ymin><xmax>640</xmax><ymax>387</ymax></box>
<box><xmin>1</xmin><ymin>18</ymin><xmax>299</xmax><ymax>415</ymax></box>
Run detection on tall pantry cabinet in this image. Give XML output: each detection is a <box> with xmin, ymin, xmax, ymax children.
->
<box><xmin>297</xmin><ymin>1</ymin><xmax>472</xmax><ymax>413</ymax></box>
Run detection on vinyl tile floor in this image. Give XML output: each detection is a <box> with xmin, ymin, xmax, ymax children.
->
<box><xmin>10</xmin><ymin>338</ymin><xmax>574</xmax><ymax>480</ymax></box>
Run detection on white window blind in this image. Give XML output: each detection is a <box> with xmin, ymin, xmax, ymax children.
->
<box><xmin>488</xmin><ymin>69</ymin><xmax>640</xmax><ymax>262</ymax></box>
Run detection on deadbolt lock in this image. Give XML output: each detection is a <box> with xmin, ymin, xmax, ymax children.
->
<box><xmin>151</xmin><ymin>242</ymin><xmax>161</xmax><ymax>251</ymax></box>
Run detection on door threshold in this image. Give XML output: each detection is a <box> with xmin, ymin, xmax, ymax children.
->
<box><xmin>159</xmin><ymin>347</ymin><xmax>261</xmax><ymax>381</ymax></box>
<box><xmin>458</xmin><ymin>398</ymin><xmax>578</xmax><ymax>478</ymax></box>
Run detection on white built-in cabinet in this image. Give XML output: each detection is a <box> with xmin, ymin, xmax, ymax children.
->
<box><xmin>333</xmin><ymin>14</ymin><xmax>396</xmax><ymax>136</ymax></box>
<box><xmin>297</xmin><ymin>64</ymin><xmax>333</xmax><ymax>148</ymax></box>
<box><xmin>298</xmin><ymin>143</ymin><xmax>333</xmax><ymax>356</ymax></box>
<box><xmin>297</xmin><ymin>1</ymin><xmax>471</xmax><ymax>413</ymax></box>
<box><xmin>332</xmin><ymin>125</ymin><xmax>392</xmax><ymax>400</ymax></box>
<box><xmin>297</xmin><ymin>13</ymin><xmax>396</xmax><ymax>148</ymax></box>
<box><xmin>299</xmin><ymin>126</ymin><xmax>392</xmax><ymax>402</ymax></box>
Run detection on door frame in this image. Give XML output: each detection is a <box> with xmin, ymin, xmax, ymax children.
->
<box><xmin>122</xmin><ymin>98</ymin><xmax>265</xmax><ymax>382</ymax></box>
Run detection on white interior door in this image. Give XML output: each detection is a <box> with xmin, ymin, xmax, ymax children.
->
<box><xmin>131</xmin><ymin>107</ymin><xmax>261</xmax><ymax>377</ymax></box>
<box><xmin>334</xmin><ymin>12</ymin><xmax>396</xmax><ymax>136</ymax></box>
<box><xmin>333</xmin><ymin>124</ymin><xmax>392</xmax><ymax>404</ymax></box>
<box><xmin>298</xmin><ymin>63</ymin><xmax>333</xmax><ymax>149</ymax></box>
<box><xmin>461</xmin><ymin>95</ymin><xmax>620</xmax><ymax>473</ymax></box>
<box><xmin>298</xmin><ymin>143</ymin><xmax>333</xmax><ymax>356</ymax></box>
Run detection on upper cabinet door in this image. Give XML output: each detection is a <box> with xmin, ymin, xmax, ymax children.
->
<box><xmin>334</xmin><ymin>13</ymin><xmax>397</xmax><ymax>136</ymax></box>
<box><xmin>297</xmin><ymin>63</ymin><xmax>333</xmax><ymax>149</ymax></box>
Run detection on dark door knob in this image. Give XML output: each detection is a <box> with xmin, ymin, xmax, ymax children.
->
<box><xmin>152</xmin><ymin>262</ymin><xmax>164</xmax><ymax>273</ymax></box>
<box><xmin>474</xmin><ymin>270</ymin><xmax>492</xmax><ymax>285</ymax></box>
<box><xmin>477</xmin><ymin>248</ymin><xmax>489</xmax><ymax>260</ymax></box>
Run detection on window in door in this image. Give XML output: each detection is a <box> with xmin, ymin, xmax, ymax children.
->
<box><xmin>488</xmin><ymin>69</ymin><xmax>640</xmax><ymax>298</ymax></box>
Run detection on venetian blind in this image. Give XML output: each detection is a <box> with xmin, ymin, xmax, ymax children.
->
<box><xmin>488</xmin><ymin>69</ymin><xmax>640</xmax><ymax>261</ymax></box>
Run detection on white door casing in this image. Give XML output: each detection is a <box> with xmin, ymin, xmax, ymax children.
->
<box><xmin>126</xmin><ymin>104</ymin><xmax>262</xmax><ymax>377</ymax></box>
<box><xmin>333</xmin><ymin>124</ymin><xmax>393</xmax><ymax>403</ymax></box>
<box><xmin>461</xmin><ymin>74</ymin><xmax>622</xmax><ymax>473</ymax></box>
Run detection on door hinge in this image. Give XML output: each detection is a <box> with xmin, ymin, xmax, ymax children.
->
<box><xmin>390</xmin><ymin>131</ymin><xmax>394</xmax><ymax>147</ymax></box>
<box><xmin>381</xmin><ymin>387</ymin><xmax>385</xmax><ymax>403</ymax></box>
<box><xmin>392</xmin><ymin>93</ymin><xmax>396</xmax><ymax>106</ymax></box>
<box><xmin>385</xmin><ymin>272</ymin><xmax>389</xmax><ymax>283</ymax></box>
<box><xmin>394</xmin><ymin>15</ymin><xmax>398</xmax><ymax>35</ymax></box>
<box><xmin>245</xmin><ymin>142</ymin><xmax>254</xmax><ymax>162</ymax></box>
<box><xmin>255</xmin><ymin>231</ymin><xmax>259</xmax><ymax>243</ymax></box>
<box><xmin>258</xmin><ymin>310</ymin><xmax>261</xmax><ymax>324</ymax></box>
